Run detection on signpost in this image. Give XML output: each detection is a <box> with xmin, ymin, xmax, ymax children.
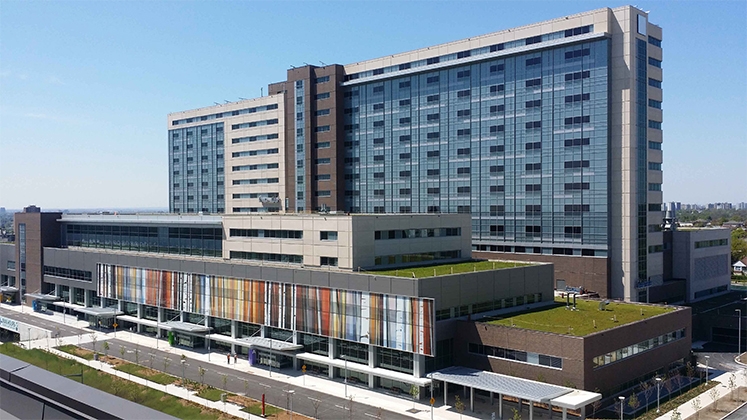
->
<box><xmin>430</xmin><ymin>397</ymin><xmax>435</xmax><ymax>420</ymax></box>
<box><xmin>113</xmin><ymin>322</ymin><xmax>118</xmax><ymax>338</ymax></box>
<box><xmin>302</xmin><ymin>364</ymin><xmax>306</xmax><ymax>386</ymax></box>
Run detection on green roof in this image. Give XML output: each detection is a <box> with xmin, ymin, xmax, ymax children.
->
<box><xmin>483</xmin><ymin>298</ymin><xmax>676</xmax><ymax>336</ymax></box>
<box><xmin>368</xmin><ymin>260</ymin><xmax>531</xmax><ymax>278</ymax></box>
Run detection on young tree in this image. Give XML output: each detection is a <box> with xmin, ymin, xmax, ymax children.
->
<box><xmin>686</xmin><ymin>362</ymin><xmax>696</xmax><ymax>391</ymax></box>
<box><xmin>726</xmin><ymin>373</ymin><xmax>737</xmax><ymax>401</ymax></box>
<box><xmin>312</xmin><ymin>398</ymin><xmax>321</xmax><ymax>419</ymax></box>
<box><xmin>149</xmin><ymin>354</ymin><xmax>155</xmax><ymax>371</ymax></box>
<box><xmin>221</xmin><ymin>373</ymin><xmax>228</xmax><ymax>390</ymax></box>
<box><xmin>709</xmin><ymin>386</ymin><xmax>720</xmax><ymax>412</ymax></box>
<box><xmin>641</xmin><ymin>381</ymin><xmax>652</xmax><ymax>411</ymax></box>
<box><xmin>511</xmin><ymin>407</ymin><xmax>521</xmax><ymax>420</ymax></box>
<box><xmin>454</xmin><ymin>395</ymin><xmax>465</xmax><ymax>420</ymax></box>
<box><xmin>102</xmin><ymin>341</ymin><xmax>109</xmax><ymax>358</ymax></box>
<box><xmin>347</xmin><ymin>395</ymin><xmax>355</xmax><ymax>420</ymax></box>
<box><xmin>671</xmin><ymin>407</ymin><xmax>682</xmax><ymax>420</ymax></box>
<box><xmin>89</xmin><ymin>333</ymin><xmax>97</xmax><ymax>354</ymax></box>
<box><xmin>198</xmin><ymin>366</ymin><xmax>206</xmax><ymax>385</ymax></box>
<box><xmin>134</xmin><ymin>344</ymin><xmax>140</xmax><ymax>366</ymax></box>
<box><xmin>163</xmin><ymin>356</ymin><xmax>171</xmax><ymax>374</ymax></box>
<box><xmin>409</xmin><ymin>384</ymin><xmax>420</xmax><ymax>409</ymax></box>
<box><xmin>691</xmin><ymin>395</ymin><xmax>701</xmax><ymax>420</ymax></box>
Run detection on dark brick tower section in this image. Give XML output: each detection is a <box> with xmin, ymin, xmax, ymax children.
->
<box><xmin>14</xmin><ymin>206</ymin><xmax>62</xmax><ymax>305</ymax></box>
<box><xmin>473</xmin><ymin>250</ymin><xmax>609</xmax><ymax>298</ymax></box>
<box><xmin>269</xmin><ymin>64</ymin><xmax>346</xmax><ymax>213</ymax></box>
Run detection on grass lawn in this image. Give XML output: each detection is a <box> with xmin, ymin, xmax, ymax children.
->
<box><xmin>198</xmin><ymin>387</ymin><xmax>235</xmax><ymax>402</ymax></box>
<box><xmin>485</xmin><ymin>297</ymin><xmax>675</xmax><ymax>336</ymax></box>
<box><xmin>58</xmin><ymin>344</ymin><xmax>95</xmax><ymax>360</ymax></box>
<box><xmin>371</xmin><ymin>260</ymin><xmax>529</xmax><ymax>278</ymax></box>
<box><xmin>0</xmin><ymin>343</ymin><xmax>237</xmax><ymax>420</ymax></box>
<box><xmin>242</xmin><ymin>403</ymin><xmax>284</xmax><ymax>417</ymax></box>
<box><xmin>114</xmin><ymin>361</ymin><xmax>178</xmax><ymax>385</ymax></box>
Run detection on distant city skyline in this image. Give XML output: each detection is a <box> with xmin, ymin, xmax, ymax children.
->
<box><xmin>1</xmin><ymin>1</ymin><xmax>745</xmax><ymax>209</ymax></box>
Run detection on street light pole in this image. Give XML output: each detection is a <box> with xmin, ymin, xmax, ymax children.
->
<box><xmin>705</xmin><ymin>355</ymin><xmax>710</xmax><ymax>384</ymax></box>
<box><xmin>737</xmin><ymin>309</ymin><xmax>742</xmax><ymax>355</ymax></box>
<box><xmin>344</xmin><ymin>356</ymin><xmax>348</xmax><ymax>398</ymax></box>
<box><xmin>619</xmin><ymin>396</ymin><xmax>625</xmax><ymax>420</ymax></box>
<box><xmin>27</xmin><ymin>327</ymin><xmax>31</xmax><ymax>349</ymax></box>
<box><xmin>655</xmin><ymin>377</ymin><xmax>662</xmax><ymax>413</ymax></box>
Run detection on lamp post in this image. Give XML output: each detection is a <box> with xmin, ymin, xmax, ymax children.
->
<box><xmin>618</xmin><ymin>396</ymin><xmax>625</xmax><ymax>420</ymax></box>
<box><xmin>655</xmin><ymin>377</ymin><xmax>662</xmax><ymax>413</ymax></box>
<box><xmin>27</xmin><ymin>327</ymin><xmax>31</xmax><ymax>349</ymax></box>
<box><xmin>343</xmin><ymin>355</ymin><xmax>349</xmax><ymax>398</ymax></box>
<box><xmin>284</xmin><ymin>389</ymin><xmax>295</xmax><ymax>420</ymax></box>
<box><xmin>737</xmin><ymin>309</ymin><xmax>742</xmax><ymax>355</ymax></box>
<box><xmin>705</xmin><ymin>355</ymin><xmax>710</xmax><ymax>384</ymax></box>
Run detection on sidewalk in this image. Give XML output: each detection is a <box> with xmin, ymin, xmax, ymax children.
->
<box><xmin>5</xmin><ymin>303</ymin><xmax>582</xmax><ymax>419</ymax></box>
<box><xmin>654</xmin><ymin>369</ymin><xmax>747</xmax><ymax>419</ymax></box>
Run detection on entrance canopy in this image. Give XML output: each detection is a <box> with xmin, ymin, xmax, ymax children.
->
<box><xmin>427</xmin><ymin>366</ymin><xmax>600</xmax><ymax>408</ymax></box>
<box><xmin>0</xmin><ymin>286</ymin><xmax>19</xmax><ymax>293</ymax></box>
<box><xmin>24</xmin><ymin>292</ymin><xmax>59</xmax><ymax>301</ymax></box>
<box><xmin>75</xmin><ymin>306</ymin><xmax>123</xmax><ymax>317</ymax></box>
<box><xmin>160</xmin><ymin>321</ymin><xmax>211</xmax><ymax>334</ymax></box>
<box><xmin>236</xmin><ymin>336</ymin><xmax>303</xmax><ymax>351</ymax></box>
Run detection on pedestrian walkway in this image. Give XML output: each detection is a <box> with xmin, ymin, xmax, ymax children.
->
<box><xmin>653</xmin><ymin>369</ymin><xmax>747</xmax><ymax>419</ymax></box>
<box><xmin>4</xmin><ymin>303</ymin><xmax>583</xmax><ymax>419</ymax></box>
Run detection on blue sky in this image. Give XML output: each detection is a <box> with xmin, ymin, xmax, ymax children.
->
<box><xmin>0</xmin><ymin>0</ymin><xmax>745</xmax><ymax>210</ymax></box>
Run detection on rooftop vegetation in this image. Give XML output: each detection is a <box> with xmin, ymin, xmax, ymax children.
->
<box><xmin>484</xmin><ymin>297</ymin><xmax>675</xmax><ymax>336</ymax></box>
<box><xmin>369</xmin><ymin>260</ymin><xmax>531</xmax><ymax>278</ymax></box>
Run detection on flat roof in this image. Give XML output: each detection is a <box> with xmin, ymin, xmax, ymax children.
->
<box><xmin>428</xmin><ymin>366</ymin><xmax>568</xmax><ymax>403</ymax></box>
<box><xmin>25</xmin><ymin>293</ymin><xmax>59</xmax><ymax>301</ymax></box>
<box><xmin>0</xmin><ymin>286</ymin><xmax>19</xmax><ymax>293</ymax></box>
<box><xmin>74</xmin><ymin>306</ymin><xmax>123</xmax><ymax>317</ymax></box>
<box><xmin>59</xmin><ymin>213</ymin><xmax>222</xmax><ymax>226</ymax></box>
<box><xmin>367</xmin><ymin>260</ymin><xmax>534</xmax><ymax>278</ymax></box>
<box><xmin>160</xmin><ymin>321</ymin><xmax>211</xmax><ymax>334</ymax></box>
<box><xmin>482</xmin><ymin>297</ymin><xmax>677</xmax><ymax>337</ymax></box>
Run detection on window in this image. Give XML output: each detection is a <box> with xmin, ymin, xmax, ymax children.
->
<box><xmin>399</xmin><ymin>135</ymin><xmax>411</xmax><ymax>143</ymax></box>
<box><xmin>427</xmin><ymin>187</ymin><xmax>440</xmax><ymax>194</ymax></box>
<box><xmin>490</xmin><ymin>165</ymin><xmax>504</xmax><ymax>174</ymax></box>
<box><xmin>526</xmin><ymin>163</ymin><xmax>542</xmax><ymax>171</ymax></box>
<box><xmin>564</xmin><ymin>70</ymin><xmax>590</xmax><ymax>81</ymax></box>
<box><xmin>457</xmin><ymin>70</ymin><xmax>470</xmax><ymax>78</ymax></box>
<box><xmin>490</xmin><ymin>205</ymin><xmax>504</xmax><ymax>216</ymax></box>
<box><xmin>457</xmin><ymin>51</ymin><xmax>471</xmax><ymax>59</ymax></box>
<box><xmin>427</xmin><ymin>169</ymin><xmax>440</xmax><ymax>176</ymax></box>
<box><xmin>648</xmin><ymin>162</ymin><xmax>662</xmax><ymax>171</ymax></box>
<box><xmin>649</xmin><ymin>78</ymin><xmax>662</xmax><ymax>88</ymax></box>
<box><xmin>314</xmin><ymin>125</ymin><xmax>331</xmax><ymax>133</ymax></box>
<box><xmin>490</xmin><ymin>104</ymin><xmax>505</xmax><ymax>114</ymax></box>
<box><xmin>399</xmin><ymin>152</ymin><xmax>411</xmax><ymax>160</ymax></box>
<box><xmin>457</xmin><ymin>128</ymin><xmax>471</xmax><ymax>136</ymax></box>
<box><xmin>565</xmin><ymin>137</ymin><xmax>591</xmax><ymax>147</ymax></box>
<box><xmin>526</xmin><ymin>35</ymin><xmax>542</xmax><ymax>45</ymax></box>
<box><xmin>457</xmin><ymin>109</ymin><xmax>471</xmax><ymax>118</ymax></box>
<box><xmin>316</xmin><ymin>109</ymin><xmax>330</xmax><ymax>116</ymax></box>
<box><xmin>316</xmin><ymin>190</ymin><xmax>331</xmax><ymax>197</ymax></box>
<box><xmin>315</xmin><ymin>75</ymin><xmax>330</xmax><ymax>84</ymax></box>
<box><xmin>373</xmin><ymin>155</ymin><xmax>385</xmax><ymax>162</ymax></box>
<box><xmin>649</xmin><ymin>99</ymin><xmax>662</xmax><ymax>109</ymax></box>
<box><xmin>427</xmin><ymin>75</ymin><xmax>439</xmax><ymax>84</ymax></box>
<box><xmin>648</xmin><ymin>183</ymin><xmax>662</xmax><ymax>191</ymax></box>
<box><xmin>457</xmin><ymin>89</ymin><xmax>471</xmax><ymax>98</ymax></box>
<box><xmin>490</xmin><ymin>84</ymin><xmax>505</xmax><ymax>93</ymax></box>
<box><xmin>315</xmin><ymin>174</ymin><xmax>331</xmax><ymax>180</ymax></box>
<box><xmin>526</xmin><ymin>205</ymin><xmax>542</xmax><ymax>215</ymax></box>
<box><xmin>649</xmin><ymin>120</ymin><xmax>662</xmax><ymax>129</ymax></box>
<box><xmin>565</xmin><ymin>226</ymin><xmax>582</xmax><ymax>238</ymax></box>
<box><xmin>564</xmin><ymin>160</ymin><xmax>589</xmax><ymax>169</ymax></box>
<box><xmin>320</xmin><ymin>257</ymin><xmax>338</xmax><ymax>267</ymax></box>
<box><xmin>648</xmin><ymin>57</ymin><xmax>662</xmax><ymax>68</ymax></box>
<box><xmin>525</xmin><ymin>184</ymin><xmax>542</xmax><ymax>192</ymax></box>
<box><xmin>526</xmin><ymin>225</ymin><xmax>541</xmax><ymax>236</ymax></box>
<box><xmin>427</xmin><ymin>94</ymin><xmax>440</xmax><ymax>103</ymax></box>
<box><xmin>648</xmin><ymin>36</ymin><xmax>662</xmax><ymax>48</ymax></box>
<box><xmin>490</xmin><ymin>125</ymin><xmax>505</xmax><ymax>133</ymax></box>
<box><xmin>315</xmin><ymin>92</ymin><xmax>330</xmax><ymax>100</ymax></box>
<box><xmin>427</xmin><ymin>57</ymin><xmax>440</xmax><ymax>65</ymax></box>
<box><xmin>564</xmin><ymin>182</ymin><xmax>590</xmax><ymax>190</ymax></box>
<box><xmin>565</xmin><ymin>204</ymin><xmax>590</xmax><ymax>213</ymax></box>
<box><xmin>399</xmin><ymin>117</ymin><xmax>411</xmax><ymax>125</ymax></box>
<box><xmin>649</xmin><ymin>141</ymin><xmax>662</xmax><ymax>150</ymax></box>
<box><xmin>400</xmin><ymin>206</ymin><xmax>412</xmax><ymax>213</ymax></box>
<box><xmin>399</xmin><ymin>188</ymin><xmax>411</xmax><ymax>196</ymax></box>
<box><xmin>565</xmin><ymin>48</ymin><xmax>590</xmax><ymax>59</ymax></box>
<box><xmin>373</xmin><ymin>120</ymin><xmax>385</xmax><ymax>127</ymax></box>
<box><xmin>316</xmin><ymin>158</ymin><xmax>331</xmax><ymax>164</ymax></box>
<box><xmin>399</xmin><ymin>170</ymin><xmax>411</xmax><ymax>178</ymax></box>
<box><xmin>490</xmin><ymin>185</ymin><xmax>505</xmax><ymax>193</ymax></box>
<box><xmin>320</xmin><ymin>231</ymin><xmax>338</xmax><ymax>241</ymax></box>
<box><xmin>373</xmin><ymin>103</ymin><xmax>384</xmax><ymax>111</ymax></box>
<box><xmin>399</xmin><ymin>63</ymin><xmax>411</xmax><ymax>70</ymax></box>
<box><xmin>526</xmin><ymin>57</ymin><xmax>541</xmax><ymax>66</ymax></box>
<box><xmin>427</xmin><ymin>150</ymin><xmax>440</xmax><ymax>158</ymax></box>
<box><xmin>526</xmin><ymin>121</ymin><xmax>542</xmax><ymax>129</ymax></box>
<box><xmin>525</xmin><ymin>78</ymin><xmax>542</xmax><ymax>88</ymax></box>
<box><xmin>315</xmin><ymin>141</ymin><xmax>331</xmax><ymax>149</ymax></box>
<box><xmin>372</xmin><ymin>85</ymin><xmax>384</xmax><ymax>93</ymax></box>
<box><xmin>426</xmin><ymin>132</ymin><xmax>440</xmax><ymax>140</ymax></box>
<box><xmin>526</xmin><ymin>99</ymin><xmax>541</xmax><ymax>108</ymax></box>
<box><xmin>564</xmin><ymin>93</ymin><xmax>590</xmax><ymax>103</ymax></box>
<box><xmin>490</xmin><ymin>145</ymin><xmax>505</xmax><ymax>153</ymax></box>
<box><xmin>490</xmin><ymin>225</ymin><xmax>505</xmax><ymax>235</ymax></box>
<box><xmin>427</xmin><ymin>113</ymin><xmax>440</xmax><ymax>121</ymax></box>
<box><xmin>457</xmin><ymin>167</ymin><xmax>470</xmax><ymax>175</ymax></box>
<box><xmin>457</xmin><ymin>148</ymin><xmax>470</xmax><ymax>156</ymax></box>
<box><xmin>399</xmin><ymin>99</ymin><xmax>411</xmax><ymax>106</ymax></box>
<box><xmin>373</xmin><ymin>137</ymin><xmax>385</xmax><ymax>145</ymax></box>
<box><xmin>457</xmin><ymin>186</ymin><xmax>471</xmax><ymax>194</ymax></box>
<box><xmin>399</xmin><ymin>81</ymin><xmax>411</xmax><ymax>88</ymax></box>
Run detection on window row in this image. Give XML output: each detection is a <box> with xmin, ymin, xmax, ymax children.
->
<box><xmin>469</xmin><ymin>342</ymin><xmax>562</xmax><ymax>369</ymax></box>
<box><xmin>171</xmin><ymin>103</ymin><xmax>278</xmax><ymax>126</ymax></box>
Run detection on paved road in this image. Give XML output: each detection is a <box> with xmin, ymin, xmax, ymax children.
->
<box><xmin>0</xmin><ymin>307</ymin><xmax>410</xmax><ymax>420</ymax></box>
<box><xmin>0</xmin><ymin>307</ymin><xmax>83</xmax><ymax>339</ymax></box>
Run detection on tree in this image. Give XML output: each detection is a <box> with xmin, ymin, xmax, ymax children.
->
<box><xmin>628</xmin><ymin>393</ymin><xmax>640</xmax><ymax>416</ymax></box>
<box><xmin>312</xmin><ymin>397</ymin><xmax>321</xmax><ymax>419</ymax></box>
<box><xmin>686</xmin><ymin>362</ymin><xmax>696</xmax><ymax>391</ymax></box>
<box><xmin>134</xmin><ymin>344</ymin><xmax>140</xmax><ymax>366</ymax></box>
<box><xmin>221</xmin><ymin>374</ymin><xmax>228</xmax><ymax>390</ymax></box>
<box><xmin>409</xmin><ymin>385</ymin><xmax>420</xmax><ymax>409</ymax></box>
<box><xmin>198</xmin><ymin>366</ymin><xmax>206</xmax><ymax>385</ymax></box>
<box><xmin>163</xmin><ymin>356</ymin><xmax>171</xmax><ymax>374</ymax></box>
<box><xmin>733</xmin><ymin>229</ymin><xmax>747</xmax><ymax>264</ymax></box>
<box><xmin>709</xmin><ymin>387</ymin><xmax>720</xmax><ymax>412</ymax></box>
<box><xmin>347</xmin><ymin>395</ymin><xmax>355</xmax><ymax>420</ymax></box>
<box><xmin>671</xmin><ymin>407</ymin><xmax>682</xmax><ymax>420</ymax></box>
<box><xmin>640</xmin><ymin>381</ymin><xmax>652</xmax><ymax>411</ymax></box>
<box><xmin>729</xmin><ymin>373</ymin><xmax>738</xmax><ymax>401</ymax></box>
<box><xmin>89</xmin><ymin>333</ymin><xmax>97</xmax><ymax>354</ymax></box>
<box><xmin>511</xmin><ymin>407</ymin><xmax>521</xmax><ymax>420</ymax></box>
<box><xmin>149</xmin><ymin>354</ymin><xmax>155</xmax><ymax>371</ymax></box>
<box><xmin>454</xmin><ymin>395</ymin><xmax>465</xmax><ymax>420</ymax></box>
<box><xmin>691</xmin><ymin>396</ymin><xmax>701</xmax><ymax>420</ymax></box>
<box><xmin>102</xmin><ymin>341</ymin><xmax>109</xmax><ymax>358</ymax></box>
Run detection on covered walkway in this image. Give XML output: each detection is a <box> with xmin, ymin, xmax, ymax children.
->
<box><xmin>428</xmin><ymin>366</ymin><xmax>601</xmax><ymax>419</ymax></box>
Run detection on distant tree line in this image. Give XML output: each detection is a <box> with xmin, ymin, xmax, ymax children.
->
<box><xmin>677</xmin><ymin>209</ymin><xmax>747</xmax><ymax>225</ymax></box>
